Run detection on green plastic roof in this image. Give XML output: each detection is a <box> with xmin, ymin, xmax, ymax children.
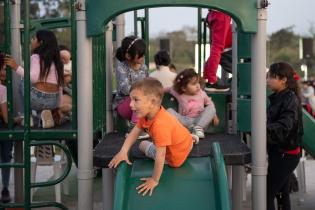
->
<box><xmin>86</xmin><ymin>0</ymin><xmax>257</xmax><ymax>36</ymax></box>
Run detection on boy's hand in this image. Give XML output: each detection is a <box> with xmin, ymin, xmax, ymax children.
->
<box><xmin>136</xmin><ymin>177</ymin><xmax>159</xmax><ymax>196</ymax></box>
<box><xmin>108</xmin><ymin>150</ymin><xmax>132</xmax><ymax>168</ymax></box>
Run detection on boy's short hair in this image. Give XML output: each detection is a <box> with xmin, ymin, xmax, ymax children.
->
<box><xmin>130</xmin><ymin>77</ymin><xmax>164</xmax><ymax>104</ymax></box>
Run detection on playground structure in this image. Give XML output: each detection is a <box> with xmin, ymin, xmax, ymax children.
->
<box><xmin>0</xmin><ymin>0</ymin><xmax>315</xmax><ymax>210</ymax></box>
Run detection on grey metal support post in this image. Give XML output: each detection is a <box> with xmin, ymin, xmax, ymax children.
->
<box><xmin>251</xmin><ymin>1</ymin><xmax>268</xmax><ymax>210</ymax></box>
<box><xmin>10</xmin><ymin>0</ymin><xmax>24</xmax><ymax>203</ymax></box>
<box><xmin>231</xmin><ymin>20</ymin><xmax>244</xmax><ymax>210</ymax></box>
<box><xmin>115</xmin><ymin>14</ymin><xmax>125</xmax><ymax>47</ymax></box>
<box><xmin>231</xmin><ymin>21</ymin><xmax>238</xmax><ymax>134</ymax></box>
<box><xmin>9</xmin><ymin>0</ymin><xmax>22</xmax><ymax>114</ymax></box>
<box><xmin>134</xmin><ymin>11</ymin><xmax>138</xmax><ymax>36</ymax></box>
<box><xmin>197</xmin><ymin>8</ymin><xmax>202</xmax><ymax>75</ymax></box>
<box><xmin>102</xmin><ymin>168</ymin><xmax>114</xmax><ymax>210</ymax></box>
<box><xmin>105</xmin><ymin>22</ymin><xmax>114</xmax><ymax>133</ymax></box>
<box><xmin>76</xmin><ymin>1</ymin><xmax>94</xmax><ymax>210</ymax></box>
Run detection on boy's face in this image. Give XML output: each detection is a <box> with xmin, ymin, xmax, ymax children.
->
<box><xmin>130</xmin><ymin>89</ymin><xmax>157</xmax><ymax>119</ymax></box>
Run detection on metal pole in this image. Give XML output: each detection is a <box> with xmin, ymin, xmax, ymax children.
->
<box><xmin>76</xmin><ymin>1</ymin><xmax>94</xmax><ymax>210</ymax></box>
<box><xmin>144</xmin><ymin>8</ymin><xmax>149</xmax><ymax>67</ymax></box>
<box><xmin>197</xmin><ymin>8</ymin><xmax>202</xmax><ymax>75</ymax></box>
<box><xmin>133</xmin><ymin>11</ymin><xmax>138</xmax><ymax>36</ymax></box>
<box><xmin>251</xmin><ymin>1</ymin><xmax>268</xmax><ymax>210</ymax></box>
<box><xmin>232</xmin><ymin>166</ymin><xmax>243</xmax><ymax>210</ymax></box>
<box><xmin>102</xmin><ymin>168</ymin><xmax>114</xmax><ymax>210</ymax></box>
<box><xmin>9</xmin><ymin>0</ymin><xmax>24</xmax><ymax>203</ymax></box>
<box><xmin>115</xmin><ymin>14</ymin><xmax>125</xmax><ymax>47</ymax></box>
<box><xmin>106</xmin><ymin>22</ymin><xmax>114</xmax><ymax>133</ymax></box>
<box><xmin>22</xmin><ymin>0</ymin><xmax>31</xmax><ymax>207</ymax></box>
<box><xmin>9</xmin><ymin>0</ymin><xmax>23</xmax><ymax>115</ymax></box>
<box><xmin>231</xmin><ymin>21</ymin><xmax>238</xmax><ymax>135</ymax></box>
<box><xmin>231</xmin><ymin>20</ymin><xmax>243</xmax><ymax>210</ymax></box>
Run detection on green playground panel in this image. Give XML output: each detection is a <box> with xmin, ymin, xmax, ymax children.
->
<box><xmin>114</xmin><ymin>145</ymin><xmax>230</xmax><ymax>210</ymax></box>
<box><xmin>302</xmin><ymin>109</ymin><xmax>315</xmax><ymax>158</ymax></box>
<box><xmin>238</xmin><ymin>63</ymin><xmax>251</xmax><ymax>96</ymax></box>
<box><xmin>86</xmin><ymin>0</ymin><xmax>257</xmax><ymax>36</ymax></box>
<box><xmin>237</xmin><ymin>98</ymin><xmax>251</xmax><ymax>132</ymax></box>
<box><xmin>207</xmin><ymin>93</ymin><xmax>227</xmax><ymax>134</ymax></box>
<box><xmin>162</xmin><ymin>92</ymin><xmax>178</xmax><ymax>111</ymax></box>
<box><xmin>92</xmin><ymin>34</ymin><xmax>107</xmax><ymax>132</ymax></box>
<box><xmin>237</xmin><ymin>32</ymin><xmax>252</xmax><ymax>59</ymax></box>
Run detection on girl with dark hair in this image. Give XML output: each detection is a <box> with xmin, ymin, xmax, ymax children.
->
<box><xmin>266</xmin><ymin>62</ymin><xmax>303</xmax><ymax>210</ymax></box>
<box><xmin>114</xmin><ymin>36</ymin><xmax>148</xmax><ymax>137</ymax></box>
<box><xmin>4</xmin><ymin>30</ymin><xmax>64</xmax><ymax>128</ymax></box>
<box><xmin>167</xmin><ymin>68</ymin><xmax>219</xmax><ymax>140</ymax></box>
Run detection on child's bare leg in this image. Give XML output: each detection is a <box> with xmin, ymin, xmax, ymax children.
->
<box><xmin>139</xmin><ymin>140</ymin><xmax>156</xmax><ymax>159</ymax></box>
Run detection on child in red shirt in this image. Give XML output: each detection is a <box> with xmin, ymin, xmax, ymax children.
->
<box><xmin>204</xmin><ymin>10</ymin><xmax>232</xmax><ymax>92</ymax></box>
<box><xmin>109</xmin><ymin>78</ymin><xmax>196</xmax><ymax>196</ymax></box>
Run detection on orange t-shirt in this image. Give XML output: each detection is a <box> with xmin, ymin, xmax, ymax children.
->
<box><xmin>137</xmin><ymin>106</ymin><xmax>193</xmax><ymax>167</ymax></box>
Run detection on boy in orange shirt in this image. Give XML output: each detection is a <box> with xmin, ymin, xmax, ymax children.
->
<box><xmin>108</xmin><ymin>78</ymin><xmax>197</xmax><ymax>196</ymax></box>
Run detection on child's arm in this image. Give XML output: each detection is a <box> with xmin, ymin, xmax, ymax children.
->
<box><xmin>108</xmin><ymin>126</ymin><xmax>142</xmax><ymax>168</ymax></box>
<box><xmin>213</xmin><ymin>114</ymin><xmax>219</xmax><ymax>126</ymax></box>
<box><xmin>0</xmin><ymin>101</ymin><xmax>8</xmax><ymax>124</ymax></box>
<box><xmin>136</xmin><ymin>146</ymin><xmax>166</xmax><ymax>196</ymax></box>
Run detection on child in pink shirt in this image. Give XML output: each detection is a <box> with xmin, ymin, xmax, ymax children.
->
<box><xmin>5</xmin><ymin>30</ymin><xmax>64</xmax><ymax>128</ymax></box>
<box><xmin>167</xmin><ymin>68</ymin><xmax>219</xmax><ymax>138</ymax></box>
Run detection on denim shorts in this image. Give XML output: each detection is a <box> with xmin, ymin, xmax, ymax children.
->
<box><xmin>30</xmin><ymin>87</ymin><xmax>60</xmax><ymax>111</ymax></box>
<box><xmin>19</xmin><ymin>80</ymin><xmax>59</xmax><ymax>111</ymax></box>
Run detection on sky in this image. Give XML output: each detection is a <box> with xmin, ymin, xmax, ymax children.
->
<box><xmin>124</xmin><ymin>0</ymin><xmax>315</xmax><ymax>37</ymax></box>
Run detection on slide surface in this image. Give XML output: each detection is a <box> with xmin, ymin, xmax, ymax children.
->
<box><xmin>113</xmin><ymin>143</ymin><xmax>231</xmax><ymax>210</ymax></box>
<box><xmin>302</xmin><ymin>109</ymin><xmax>315</xmax><ymax>157</ymax></box>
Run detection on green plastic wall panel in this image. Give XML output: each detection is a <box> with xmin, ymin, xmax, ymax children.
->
<box><xmin>92</xmin><ymin>35</ymin><xmax>106</xmax><ymax>132</ymax></box>
<box><xmin>86</xmin><ymin>0</ymin><xmax>257</xmax><ymax>36</ymax></box>
<box><xmin>238</xmin><ymin>63</ymin><xmax>251</xmax><ymax>96</ymax></box>
<box><xmin>237</xmin><ymin>98</ymin><xmax>251</xmax><ymax>132</ymax></box>
<box><xmin>206</xmin><ymin>93</ymin><xmax>227</xmax><ymax>134</ymax></box>
<box><xmin>162</xmin><ymin>92</ymin><xmax>178</xmax><ymax>111</ymax></box>
<box><xmin>301</xmin><ymin>109</ymin><xmax>315</xmax><ymax>157</ymax></box>
<box><xmin>237</xmin><ymin>32</ymin><xmax>251</xmax><ymax>59</ymax></box>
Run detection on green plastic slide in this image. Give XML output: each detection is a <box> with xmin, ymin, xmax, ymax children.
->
<box><xmin>113</xmin><ymin>143</ymin><xmax>231</xmax><ymax>210</ymax></box>
<box><xmin>302</xmin><ymin>109</ymin><xmax>315</xmax><ymax>158</ymax></box>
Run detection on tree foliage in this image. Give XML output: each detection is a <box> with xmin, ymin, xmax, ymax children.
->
<box><xmin>267</xmin><ymin>27</ymin><xmax>315</xmax><ymax>78</ymax></box>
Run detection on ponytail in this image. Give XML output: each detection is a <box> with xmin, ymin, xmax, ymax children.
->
<box><xmin>115</xmin><ymin>47</ymin><xmax>125</xmax><ymax>62</ymax></box>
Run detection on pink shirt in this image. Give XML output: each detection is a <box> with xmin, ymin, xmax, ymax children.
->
<box><xmin>169</xmin><ymin>88</ymin><xmax>215</xmax><ymax>118</ymax></box>
<box><xmin>0</xmin><ymin>84</ymin><xmax>7</xmax><ymax>104</ymax></box>
<box><xmin>16</xmin><ymin>54</ymin><xmax>58</xmax><ymax>84</ymax></box>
